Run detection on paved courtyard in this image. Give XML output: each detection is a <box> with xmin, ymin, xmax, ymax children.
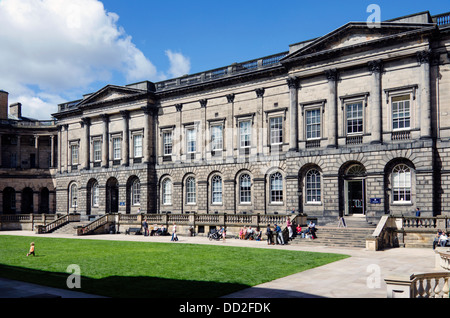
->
<box><xmin>0</xmin><ymin>231</ymin><xmax>440</xmax><ymax>298</ymax></box>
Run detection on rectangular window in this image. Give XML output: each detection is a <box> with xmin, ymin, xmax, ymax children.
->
<box><xmin>239</xmin><ymin>121</ymin><xmax>251</xmax><ymax>148</ymax></box>
<box><xmin>71</xmin><ymin>145</ymin><xmax>79</xmax><ymax>165</ymax></box>
<box><xmin>163</xmin><ymin>131</ymin><xmax>173</xmax><ymax>156</ymax></box>
<box><xmin>346</xmin><ymin>102</ymin><xmax>363</xmax><ymax>135</ymax></box>
<box><xmin>392</xmin><ymin>95</ymin><xmax>411</xmax><ymax>131</ymax></box>
<box><xmin>211</xmin><ymin>125</ymin><xmax>223</xmax><ymax>151</ymax></box>
<box><xmin>113</xmin><ymin>137</ymin><xmax>121</xmax><ymax>160</ymax></box>
<box><xmin>93</xmin><ymin>140</ymin><xmax>102</xmax><ymax>162</ymax></box>
<box><xmin>306</xmin><ymin>109</ymin><xmax>321</xmax><ymax>140</ymax></box>
<box><xmin>270</xmin><ymin>117</ymin><xmax>283</xmax><ymax>145</ymax></box>
<box><xmin>133</xmin><ymin>134</ymin><xmax>143</xmax><ymax>158</ymax></box>
<box><xmin>186</xmin><ymin>128</ymin><xmax>196</xmax><ymax>153</ymax></box>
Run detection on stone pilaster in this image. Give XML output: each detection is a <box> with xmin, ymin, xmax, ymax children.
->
<box><xmin>368</xmin><ymin>60</ymin><xmax>383</xmax><ymax>144</ymax></box>
<box><xmin>120</xmin><ymin>110</ymin><xmax>130</xmax><ymax>166</ymax></box>
<box><xmin>101</xmin><ymin>114</ymin><xmax>109</xmax><ymax>168</ymax></box>
<box><xmin>81</xmin><ymin>117</ymin><xmax>90</xmax><ymax>170</ymax></box>
<box><xmin>287</xmin><ymin>77</ymin><xmax>300</xmax><ymax>152</ymax></box>
<box><xmin>325</xmin><ymin>69</ymin><xmax>339</xmax><ymax>148</ymax></box>
<box><xmin>417</xmin><ymin>50</ymin><xmax>432</xmax><ymax>140</ymax></box>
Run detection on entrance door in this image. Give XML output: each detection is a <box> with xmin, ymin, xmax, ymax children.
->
<box><xmin>106</xmin><ymin>178</ymin><xmax>119</xmax><ymax>214</ymax></box>
<box><xmin>346</xmin><ymin>180</ymin><xmax>365</xmax><ymax>215</ymax></box>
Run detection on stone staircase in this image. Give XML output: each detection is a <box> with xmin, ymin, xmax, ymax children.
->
<box><xmin>51</xmin><ymin>220</ymin><xmax>92</xmax><ymax>235</ymax></box>
<box><xmin>291</xmin><ymin>216</ymin><xmax>377</xmax><ymax>248</ymax></box>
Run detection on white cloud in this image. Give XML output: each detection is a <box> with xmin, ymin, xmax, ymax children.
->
<box><xmin>0</xmin><ymin>0</ymin><xmax>189</xmax><ymax>120</ymax></box>
<box><xmin>165</xmin><ymin>50</ymin><xmax>191</xmax><ymax>78</ymax></box>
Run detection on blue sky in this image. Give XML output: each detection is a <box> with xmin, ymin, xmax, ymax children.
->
<box><xmin>0</xmin><ymin>0</ymin><xmax>448</xmax><ymax>119</ymax></box>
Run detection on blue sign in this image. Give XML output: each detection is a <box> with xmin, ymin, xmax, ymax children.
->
<box><xmin>370</xmin><ymin>198</ymin><xmax>381</xmax><ymax>204</ymax></box>
<box><xmin>119</xmin><ymin>202</ymin><xmax>126</xmax><ymax>206</ymax></box>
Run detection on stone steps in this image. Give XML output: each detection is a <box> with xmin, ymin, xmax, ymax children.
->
<box><xmin>52</xmin><ymin>221</ymin><xmax>91</xmax><ymax>235</ymax></box>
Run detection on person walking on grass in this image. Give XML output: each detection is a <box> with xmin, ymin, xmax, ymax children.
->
<box><xmin>26</xmin><ymin>242</ymin><xmax>35</xmax><ymax>257</ymax></box>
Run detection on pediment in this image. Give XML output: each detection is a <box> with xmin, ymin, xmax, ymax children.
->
<box><xmin>284</xmin><ymin>22</ymin><xmax>436</xmax><ymax>61</ymax></box>
<box><xmin>78</xmin><ymin>85</ymin><xmax>147</xmax><ymax>107</ymax></box>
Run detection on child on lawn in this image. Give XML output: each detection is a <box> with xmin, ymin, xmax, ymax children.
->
<box><xmin>26</xmin><ymin>242</ymin><xmax>35</xmax><ymax>257</ymax></box>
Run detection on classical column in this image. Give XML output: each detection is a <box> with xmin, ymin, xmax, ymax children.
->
<box><xmin>368</xmin><ymin>60</ymin><xmax>383</xmax><ymax>144</ymax></box>
<box><xmin>34</xmin><ymin>135</ymin><xmax>39</xmax><ymax>168</ymax></box>
<box><xmin>142</xmin><ymin>106</ymin><xmax>150</xmax><ymax>164</ymax></box>
<box><xmin>325</xmin><ymin>69</ymin><xmax>339</xmax><ymax>148</ymax></box>
<box><xmin>50</xmin><ymin>135</ymin><xmax>55</xmax><ymax>168</ymax></box>
<box><xmin>17</xmin><ymin>135</ymin><xmax>21</xmax><ymax>168</ymax></box>
<box><xmin>255</xmin><ymin>88</ymin><xmax>265</xmax><ymax>156</ymax></box>
<box><xmin>101</xmin><ymin>114</ymin><xmax>109</xmax><ymax>168</ymax></box>
<box><xmin>120</xmin><ymin>110</ymin><xmax>130</xmax><ymax>166</ymax></box>
<box><xmin>81</xmin><ymin>117</ymin><xmax>91</xmax><ymax>170</ymax></box>
<box><xmin>287</xmin><ymin>77</ymin><xmax>300</xmax><ymax>152</ymax></box>
<box><xmin>417</xmin><ymin>50</ymin><xmax>432</xmax><ymax>140</ymax></box>
<box><xmin>64</xmin><ymin>124</ymin><xmax>69</xmax><ymax>172</ymax></box>
<box><xmin>200</xmin><ymin>99</ymin><xmax>207</xmax><ymax>161</ymax></box>
<box><xmin>226</xmin><ymin>94</ymin><xmax>235</xmax><ymax>159</ymax></box>
<box><xmin>57</xmin><ymin>126</ymin><xmax>62</xmax><ymax>173</ymax></box>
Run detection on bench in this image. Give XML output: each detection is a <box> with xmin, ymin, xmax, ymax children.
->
<box><xmin>126</xmin><ymin>227</ymin><xmax>142</xmax><ymax>235</ymax></box>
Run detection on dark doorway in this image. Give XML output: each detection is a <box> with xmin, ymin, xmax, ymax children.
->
<box><xmin>22</xmin><ymin>187</ymin><xmax>34</xmax><ymax>214</ymax></box>
<box><xmin>106</xmin><ymin>178</ymin><xmax>119</xmax><ymax>214</ymax></box>
<box><xmin>347</xmin><ymin>180</ymin><xmax>365</xmax><ymax>215</ymax></box>
<box><xmin>39</xmin><ymin>188</ymin><xmax>49</xmax><ymax>214</ymax></box>
<box><xmin>2</xmin><ymin>187</ymin><xmax>16</xmax><ymax>214</ymax></box>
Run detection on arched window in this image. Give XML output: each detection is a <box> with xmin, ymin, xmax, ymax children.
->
<box><xmin>92</xmin><ymin>182</ymin><xmax>99</xmax><ymax>207</ymax></box>
<box><xmin>306</xmin><ymin>169</ymin><xmax>321</xmax><ymax>203</ymax></box>
<box><xmin>212</xmin><ymin>175</ymin><xmax>222</xmax><ymax>204</ymax></box>
<box><xmin>392</xmin><ymin>164</ymin><xmax>411</xmax><ymax>202</ymax></box>
<box><xmin>239</xmin><ymin>174</ymin><xmax>251</xmax><ymax>204</ymax></box>
<box><xmin>132</xmin><ymin>179</ymin><xmax>141</xmax><ymax>206</ymax></box>
<box><xmin>162</xmin><ymin>179</ymin><xmax>172</xmax><ymax>205</ymax></box>
<box><xmin>186</xmin><ymin>177</ymin><xmax>196</xmax><ymax>204</ymax></box>
<box><xmin>270</xmin><ymin>172</ymin><xmax>283</xmax><ymax>203</ymax></box>
<box><xmin>70</xmin><ymin>183</ymin><xmax>78</xmax><ymax>208</ymax></box>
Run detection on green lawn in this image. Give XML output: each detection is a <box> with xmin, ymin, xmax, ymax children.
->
<box><xmin>0</xmin><ymin>235</ymin><xmax>349</xmax><ymax>298</ymax></box>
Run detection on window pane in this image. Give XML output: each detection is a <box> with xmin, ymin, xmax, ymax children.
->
<box><xmin>134</xmin><ymin>135</ymin><xmax>142</xmax><ymax>158</ymax></box>
<box><xmin>186</xmin><ymin>177</ymin><xmax>196</xmax><ymax>204</ymax></box>
<box><xmin>270</xmin><ymin>172</ymin><xmax>283</xmax><ymax>203</ymax></box>
<box><xmin>346</xmin><ymin>102</ymin><xmax>363</xmax><ymax>135</ymax></box>
<box><xmin>163</xmin><ymin>131</ymin><xmax>173</xmax><ymax>155</ymax></box>
<box><xmin>93</xmin><ymin>140</ymin><xmax>102</xmax><ymax>162</ymax></box>
<box><xmin>187</xmin><ymin>128</ymin><xmax>196</xmax><ymax>153</ymax></box>
<box><xmin>392</xmin><ymin>96</ymin><xmax>411</xmax><ymax>130</ymax></box>
<box><xmin>211</xmin><ymin>125</ymin><xmax>223</xmax><ymax>150</ymax></box>
<box><xmin>240</xmin><ymin>121</ymin><xmax>251</xmax><ymax>148</ymax></box>
<box><xmin>240</xmin><ymin>174</ymin><xmax>251</xmax><ymax>204</ymax></box>
<box><xmin>392</xmin><ymin>164</ymin><xmax>412</xmax><ymax>202</ymax></box>
<box><xmin>113</xmin><ymin>138</ymin><xmax>121</xmax><ymax>160</ymax></box>
<box><xmin>212</xmin><ymin>175</ymin><xmax>222</xmax><ymax>204</ymax></box>
<box><xmin>162</xmin><ymin>179</ymin><xmax>172</xmax><ymax>205</ymax></box>
<box><xmin>306</xmin><ymin>170</ymin><xmax>321</xmax><ymax>203</ymax></box>
<box><xmin>270</xmin><ymin>117</ymin><xmax>283</xmax><ymax>145</ymax></box>
<box><xmin>306</xmin><ymin>109</ymin><xmax>321</xmax><ymax>139</ymax></box>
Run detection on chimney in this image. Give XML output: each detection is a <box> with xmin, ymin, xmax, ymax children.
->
<box><xmin>10</xmin><ymin>102</ymin><xmax>22</xmax><ymax>119</ymax></box>
<box><xmin>0</xmin><ymin>90</ymin><xmax>8</xmax><ymax>120</ymax></box>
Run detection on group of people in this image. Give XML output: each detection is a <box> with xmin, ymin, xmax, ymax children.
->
<box><xmin>433</xmin><ymin>229</ymin><xmax>449</xmax><ymax>249</ymax></box>
<box><xmin>141</xmin><ymin>219</ymin><xmax>168</xmax><ymax>237</ymax></box>
<box><xmin>239</xmin><ymin>226</ymin><xmax>262</xmax><ymax>241</ymax></box>
<box><xmin>265</xmin><ymin>223</ymin><xmax>287</xmax><ymax>245</ymax></box>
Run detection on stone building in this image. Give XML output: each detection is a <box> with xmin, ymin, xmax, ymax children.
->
<box><xmin>2</xmin><ymin>11</ymin><xmax>450</xmax><ymax>226</ymax></box>
<box><xmin>0</xmin><ymin>91</ymin><xmax>58</xmax><ymax>214</ymax></box>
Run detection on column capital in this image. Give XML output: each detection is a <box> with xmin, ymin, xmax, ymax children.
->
<box><xmin>226</xmin><ymin>94</ymin><xmax>235</xmax><ymax>103</ymax></box>
<box><xmin>325</xmin><ymin>69</ymin><xmax>339</xmax><ymax>82</ymax></box>
<box><xmin>120</xmin><ymin>110</ymin><xmax>129</xmax><ymax>119</ymax></box>
<box><xmin>100</xmin><ymin>113</ymin><xmax>110</xmax><ymax>123</ymax></box>
<box><xmin>368</xmin><ymin>60</ymin><xmax>384</xmax><ymax>74</ymax></box>
<box><xmin>80</xmin><ymin>117</ymin><xmax>91</xmax><ymax>127</ymax></box>
<box><xmin>417</xmin><ymin>49</ymin><xmax>432</xmax><ymax>65</ymax></box>
<box><xmin>175</xmin><ymin>103</ymin><xmax>183</xmax><ymax>112</ymax></box>
<box><xmin>199</xmin><ymin>99</ymin><xmax>208</xmax><ymax>108</ymax></box>
<box><xmin>286</xmin><ymin>77</ymin><xmax>300</xmax><ymax>89</ymax></box>
<box><xmin>255</xmin><ymin>88</ymin><xmax>265</xmax><ymax>98</ymax></box>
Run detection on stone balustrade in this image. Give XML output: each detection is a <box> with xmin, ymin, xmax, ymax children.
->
<box><xmin>386</xmin><ymin>273</ymin><xmax>450</xmax><ymax>298</ymax></box>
